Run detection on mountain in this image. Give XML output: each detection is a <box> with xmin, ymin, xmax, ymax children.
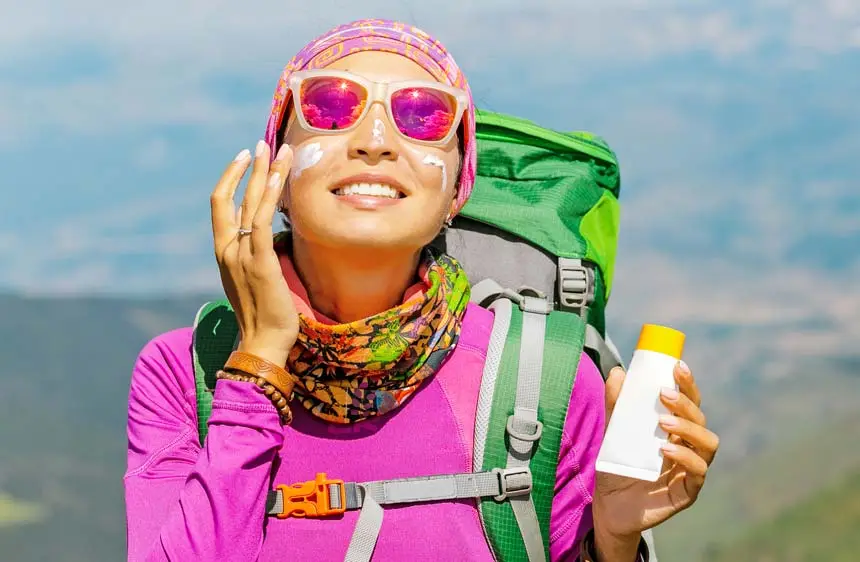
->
<box><xmin>0</xmin><ymin>295</ymin><xmax>207</xmax><ymax>561</ymax></box>
<box><xmin>0</xmin><ymin>293</ymin><xmax>858</xmax><ymax>561</ymax></box>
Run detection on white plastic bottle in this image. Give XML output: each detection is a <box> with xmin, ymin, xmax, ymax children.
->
<box><xmin>595</xmin><ymin>324</ymin><xmax>685</xmax><ymax>482</ymax></box>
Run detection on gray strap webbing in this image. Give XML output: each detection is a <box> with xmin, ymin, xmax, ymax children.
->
<box><xmin>505</xmin><ymin>295</ymin><xmax>550</xmax><ymax>562</ymax></box>
<box><xmin>474</xmin><ymin>297</ymin><xmax>513</xmax><ymax>469</ymax></box>
<box><xmin>344</xmin><ymin>486</ymin><xmax>382</xmax><ymax>562</ymax></box>
<box><xmin>266</xmin><ymin>469</ymin><xmax>532</xmax><ymax>516</ymax></box>
<box><xmin>584</xmin><ymin>324</ymin><xmax>624</xmax><ymax>377</ymax></box>
<box><xmin>510</xmin><ymin>496</ymin><xmax>545</xmax><ymax>560</ymax></box>
<box><xmin>506</xmin><ymin>298</ymin><xmax>547</xmax><ymax>465</ymax></box>
<box><xmin>470</xmin><ymin>278</ymin><xmax>507</xmax><ymax>306</ymax></box>
<box><xmin>341</xmin><ymin>469</ymin><xmax>533</xmax><ymax>562</ymax></box>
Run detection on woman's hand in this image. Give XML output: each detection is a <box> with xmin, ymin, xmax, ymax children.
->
<box><xmin>591</xmin><ymin>361</ymin><xmax>720</xmax><ymax>558</ymax></box>
<box><xmin>210</xmin><ymin>140</ymin><xmax>298</xmax><ymax>366</ymax></box>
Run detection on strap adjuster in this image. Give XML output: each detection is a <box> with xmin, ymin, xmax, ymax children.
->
<box><xmin>506</xmin><ymin>410</ymin><xmax>544</xmax><ymax>443</ymax></box>
<box><xmin>275</xmin><ymin>472</ymin><xmax>347</xmax><ymax>518</ymax></box>
<box><xmin>492</xmin><ymin>467</ymin><xmax>533</xmax><ymax>501</ymax></box>
<box><xmin>557</xmin><ymin>258</ymin><xmax>595</xmax><ymax>313</ymax></box>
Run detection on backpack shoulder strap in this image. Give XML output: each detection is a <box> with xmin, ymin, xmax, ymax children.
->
<box><xmin>473</xmin><ymin>283</ymin><xmax>585</xmax><ymax>562</ymax></box>
<box><xmin>191</xmin><ymin>299</ymin><xmax>238</xmax><ymax>446</ymax></box>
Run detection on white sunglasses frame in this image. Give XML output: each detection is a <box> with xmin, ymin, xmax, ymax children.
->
<box><xmin>287</xmin><ymin>69</ymin><xmax>469</xmax><ymax>146</ymax></box>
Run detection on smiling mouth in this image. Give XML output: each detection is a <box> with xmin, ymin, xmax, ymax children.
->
<box><xmin>333</xmin><ymin>182</ymin><xmax>405</xmax><ymax>199</ymax></box>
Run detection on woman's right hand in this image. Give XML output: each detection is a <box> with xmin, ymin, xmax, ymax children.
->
<box><xmin>210</xmin><ymin>140</ymin><xmax>298</xmax><ymax>367</ymax></box>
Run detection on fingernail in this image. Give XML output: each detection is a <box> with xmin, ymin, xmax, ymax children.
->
<box><xmin>255</xmin><ymin>140</ymin><xmax>267</xmax><ymax>158</ymax></box>
<box><xmin>661</xmin><ymin>442</ymin><xmax>679</xmax><ymax>453</ymax></box>
<box><xmin>661</xmin><ymin>387</ymin><xmax>680</xmax><ymax>400</ymax></box>
<box><xmin>267</xmin><ymin>172</ymin><xmax>281</xmax><ymax>189</ymax></box>
<box><xmin>677</xmin><ymin>360</ymin><xmax>690</xmax><ymax>374</ymax></box>
<box><xmin>233</xmin><ymin>149</ymin><xmax>250</xmax><ymax>162</ymax></box>
<box><xmin>659</xmin><ymin>415</ymin><xmax>678</xmax><ymax>427</ymax></box>
<box><xmin>274</xmin><ymin>144</ymin><xmax>290</xmax><ymax>162</ymax></box>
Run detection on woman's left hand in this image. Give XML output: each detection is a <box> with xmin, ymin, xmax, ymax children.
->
<box><xmin>592</xmin><ymin>361</ymin><xmax>720</xmax><ymax>547</ymax></box>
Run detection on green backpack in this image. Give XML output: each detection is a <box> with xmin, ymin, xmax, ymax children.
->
<box><xmin>192</xmin><ymin>109</ymin><xmax>629</xmax><ymax>562</ymax></box>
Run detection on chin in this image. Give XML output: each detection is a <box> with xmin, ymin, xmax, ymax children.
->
<box><xmin>302</xmin><ymin>218</ymin><xmax>436</xmax><ymax>252</ymax></box>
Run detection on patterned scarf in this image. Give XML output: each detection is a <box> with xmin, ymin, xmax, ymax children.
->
<box><xmin>282</xmin><ymin>241</ymin><xmax>471</xmax><ymax>424</ymax></box>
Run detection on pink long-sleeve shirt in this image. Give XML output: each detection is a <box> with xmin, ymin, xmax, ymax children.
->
<box><xmin>125</xmin><ymin>303</ymin><xmax>608</xmax><ymax>561</ymax></box>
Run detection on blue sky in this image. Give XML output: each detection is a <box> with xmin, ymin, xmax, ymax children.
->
<box><xmin>1</xmin><ymin>0</ymin><xmax>858</xmax><ymax>356</ymax></box>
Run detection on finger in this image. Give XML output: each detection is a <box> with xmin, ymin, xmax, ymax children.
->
<box><xmin>240</xmin><ymin>140</ymin><xmax>271</xmax><ymax>231</ymax></box>
<box><xmin>660</xmin><ymin>387</ymin><xmax>706</xmax><ymax>427</ymax></box>
<box><xmin>211</xmin><ymin>149</ymin><xmax>252</xmax><ymax>252</ymax></box>
<box><xmin>659</xmin><ymin>415</ymin><xmax>720</xmax><ymax>464</ymax></box>
<box><xmin>675</xmin><ymin>361</ymin><xmax>701</xmax><ymax>407</ymax></box>
<box><xmin>251</xmin><ymin>145</ymin><xmax>292</xmax><ymax>253</ymax></box>
<box><xmin>661</xmin><ymin>442</ymin><xmax>709</xmax><ymax>479</ymax></box>
<box><xmin>604</xmin><ymin>367</ymin><xmax>625</xmax><ymax>422</ymax></box>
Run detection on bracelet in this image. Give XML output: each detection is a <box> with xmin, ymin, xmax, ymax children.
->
<box><xmin>579</xmin><ymin>529</ymin><xmax>650</xmax><ymax>562</ymax></box>
<box><xmin>224</xmin><ymin>350</ymin><xmax>297</xmax><ymax>399</ymax></box>
<box><xmin>216</xmin><ymin>369</ymin><xmax>294</xmax><ymax>425</ymax></box>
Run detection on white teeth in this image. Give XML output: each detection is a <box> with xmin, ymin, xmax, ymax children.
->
<box><xmin>334</xmin><ymin>183</ymin><xmax>400</xmax><ymax>199</ymax></box>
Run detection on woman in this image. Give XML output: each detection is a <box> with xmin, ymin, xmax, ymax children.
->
<box><xmin>125</xmin><ymin>19</ymin><xmax>719</xmax><ymax>561</ymax></box>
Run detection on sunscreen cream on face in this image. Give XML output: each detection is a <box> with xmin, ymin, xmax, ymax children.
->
<box><xmin>595</xmin><ymin>324</ymin><xmax>685</xmax><ymax>482</ymax></box>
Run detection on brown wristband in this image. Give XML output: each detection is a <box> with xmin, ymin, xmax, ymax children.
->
<box><xmin>224</xmin><ymin>350</ymin><xmax>297</xmax><ymax>398</ymax></box>
<box><xmin>216</xmin><ymin>369</ymin><xmax>293</xmax><ymax>425</ymax></box>
<box><xmin>579</xmin><ymin>529</ymin><xmax>649</xmax><ymax>562</ymax></box>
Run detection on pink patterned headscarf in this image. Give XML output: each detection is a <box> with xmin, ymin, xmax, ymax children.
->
<box><xmin>263</xmin><ymin>19</ymin><xmax>477</xmax><ymax>214</ymax></box>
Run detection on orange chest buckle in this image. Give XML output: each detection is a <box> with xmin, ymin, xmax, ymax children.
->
<box><xmin>275</xmin><ymin>473</ymin><xmax>347</xmax><ymax>519</ymax></box>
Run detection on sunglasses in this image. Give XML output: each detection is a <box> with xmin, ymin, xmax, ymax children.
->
<box><xmin>286</xmin><ymin>70</ymin><xmax>469</xmax><ymax>146</ymax></box>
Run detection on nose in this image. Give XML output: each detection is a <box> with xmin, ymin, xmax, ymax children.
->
<box><xmin>347</xmin><ymin>105</ymin><xmax>399</xmax><ymax>164</ymax></box>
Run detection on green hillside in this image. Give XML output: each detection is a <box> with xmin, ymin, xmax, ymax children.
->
<box><xmin>705</xmin><ymin>468</ymin><xmax>860</xmax><ymax>562</ymax></box>
<box><xmin>0</xmin><ymin>294</ymin><xmax>857</xmax><ymax>561</ymax></box>
<box><xmin>0</xmin><ymin>294</ymin><xmax>208</xmax><ymax>561</ymax></box>
<box><xmin>654</xmin><ymin>413</ymin><xmax>860</xmax><ymax>562</ymax></box>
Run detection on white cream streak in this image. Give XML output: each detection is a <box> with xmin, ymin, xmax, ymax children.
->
<box><xmin>372</xmin><ymin>119</ymin><xmax>385</xmax><ymax>144</ymax></box>
<box><xmin>422</xmin><ymin>154</ymin><xmax>447</xmax><ymax>192</ymax></box>
<box><xmin>291</xmin><ymin>142</ymin><xmax>324</xmax><ymax>180</ymax></box>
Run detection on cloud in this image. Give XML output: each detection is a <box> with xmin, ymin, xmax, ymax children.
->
<box><xmin>133</xmin><ymin>138</ymin><xmax>170</xmax><ymax>170</ymax></box>
<box><xmin>781</xmin><ymin>0</ymin><xmax>860</xmax><ymax>54</ymax></box>
<box><xmin>0</xmin><ymin>0</ymin><xmax>858</xmax><ymax>298</ymax></box>
<box><xmin>2</xmin><ymin>0</ymin><xmax>857</xmax><ymax>143</ymax></box>
<box><xmin>0</xmin><ymin>188</ymin><xmax>220</xmax><ymax>295</ymax></box>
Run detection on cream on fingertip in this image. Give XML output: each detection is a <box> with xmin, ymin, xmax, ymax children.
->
<box><xmin>234</xmin><ymin>149</ymin><xmax>251</xmax><ymax>162</ymax></box>
<box><xmin>255</xmin><ymin>140</ymin><xmax>267</xmax><ymax>157</ymax></box>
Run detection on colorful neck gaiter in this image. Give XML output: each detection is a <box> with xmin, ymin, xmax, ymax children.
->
<box><xmin>285</xmin><ymin>245</ymin><xmax>471</xmax><ymax>424</ymax></box>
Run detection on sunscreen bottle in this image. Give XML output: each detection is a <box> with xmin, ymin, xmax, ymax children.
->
<box><xmin>595</xmin><ymin>324</ymin><xmax>685</xmax><ymax>482</ymax></box>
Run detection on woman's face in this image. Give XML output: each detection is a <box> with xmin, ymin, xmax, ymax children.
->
<box><xmin>281</xmin><ymin>51</ymin><xmax>462</xmax><ymax>253</ymax></box>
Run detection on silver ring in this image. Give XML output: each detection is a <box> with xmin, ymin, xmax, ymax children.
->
<box><xmin>237</xmin><ymin>228</ymin><xmax>253</xmax><ymax>236</ymax></box>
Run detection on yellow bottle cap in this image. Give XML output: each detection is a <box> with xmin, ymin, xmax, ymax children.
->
<box><xmin>635</xmin><ymin>324</ymin><xmax>685</xmax><ymax>359</ymax></box>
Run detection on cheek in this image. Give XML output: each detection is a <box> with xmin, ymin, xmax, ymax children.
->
<box><xmin>285</xmin><ymin>136</ymin><xmax>348</xmax><ymax>192</ymax></box>
<box><xmin>291</xmin><ymin>142</ymin><xmax>324</xmax><ymax>180</ymax></box>
<box><xmin>408</xmin><ymin>147</ymin><xmax>458</xmax><ymax>196</ymax></box>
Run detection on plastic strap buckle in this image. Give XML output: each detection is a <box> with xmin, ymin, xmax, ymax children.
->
<box><xmin>557</xmin><ymin>258</ymin><xmax>595</xmax><ymax>314</ymax></box>
<box><xmin>275</xmin><ymin>472</ymin><xmax>347</xmax><ymax>519</ymax></box>
<box><xmin>492</xmin><ymin>467</ymin><xmax>533</xmax><ymax>501</ymax></box>
<box><xmin>506</xmin><ymin>411</ymin><xmax>544</xmax><ymax>443</ymax></box>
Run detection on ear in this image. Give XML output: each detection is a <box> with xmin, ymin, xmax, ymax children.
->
<box><xmin>446</xmin><ymin>177</ymin><xmax>462</xmax><ymax>219</ymax></box>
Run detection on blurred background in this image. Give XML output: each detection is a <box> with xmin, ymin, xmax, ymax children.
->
<box><xmin>1</xmin><ymin>1</ymin><xmax>858</xmax><ymax>560</ymax></box>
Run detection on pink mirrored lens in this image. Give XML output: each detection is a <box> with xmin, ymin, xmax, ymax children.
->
<box><xmin>391</xmin><ymin>88</ymin><xmax>456</xmax><ymax>142</ymax></box>
<box><xmin>299</xmin><ymin>77</ymin><xmax>367</xmax><ymax>130</ymax></box>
